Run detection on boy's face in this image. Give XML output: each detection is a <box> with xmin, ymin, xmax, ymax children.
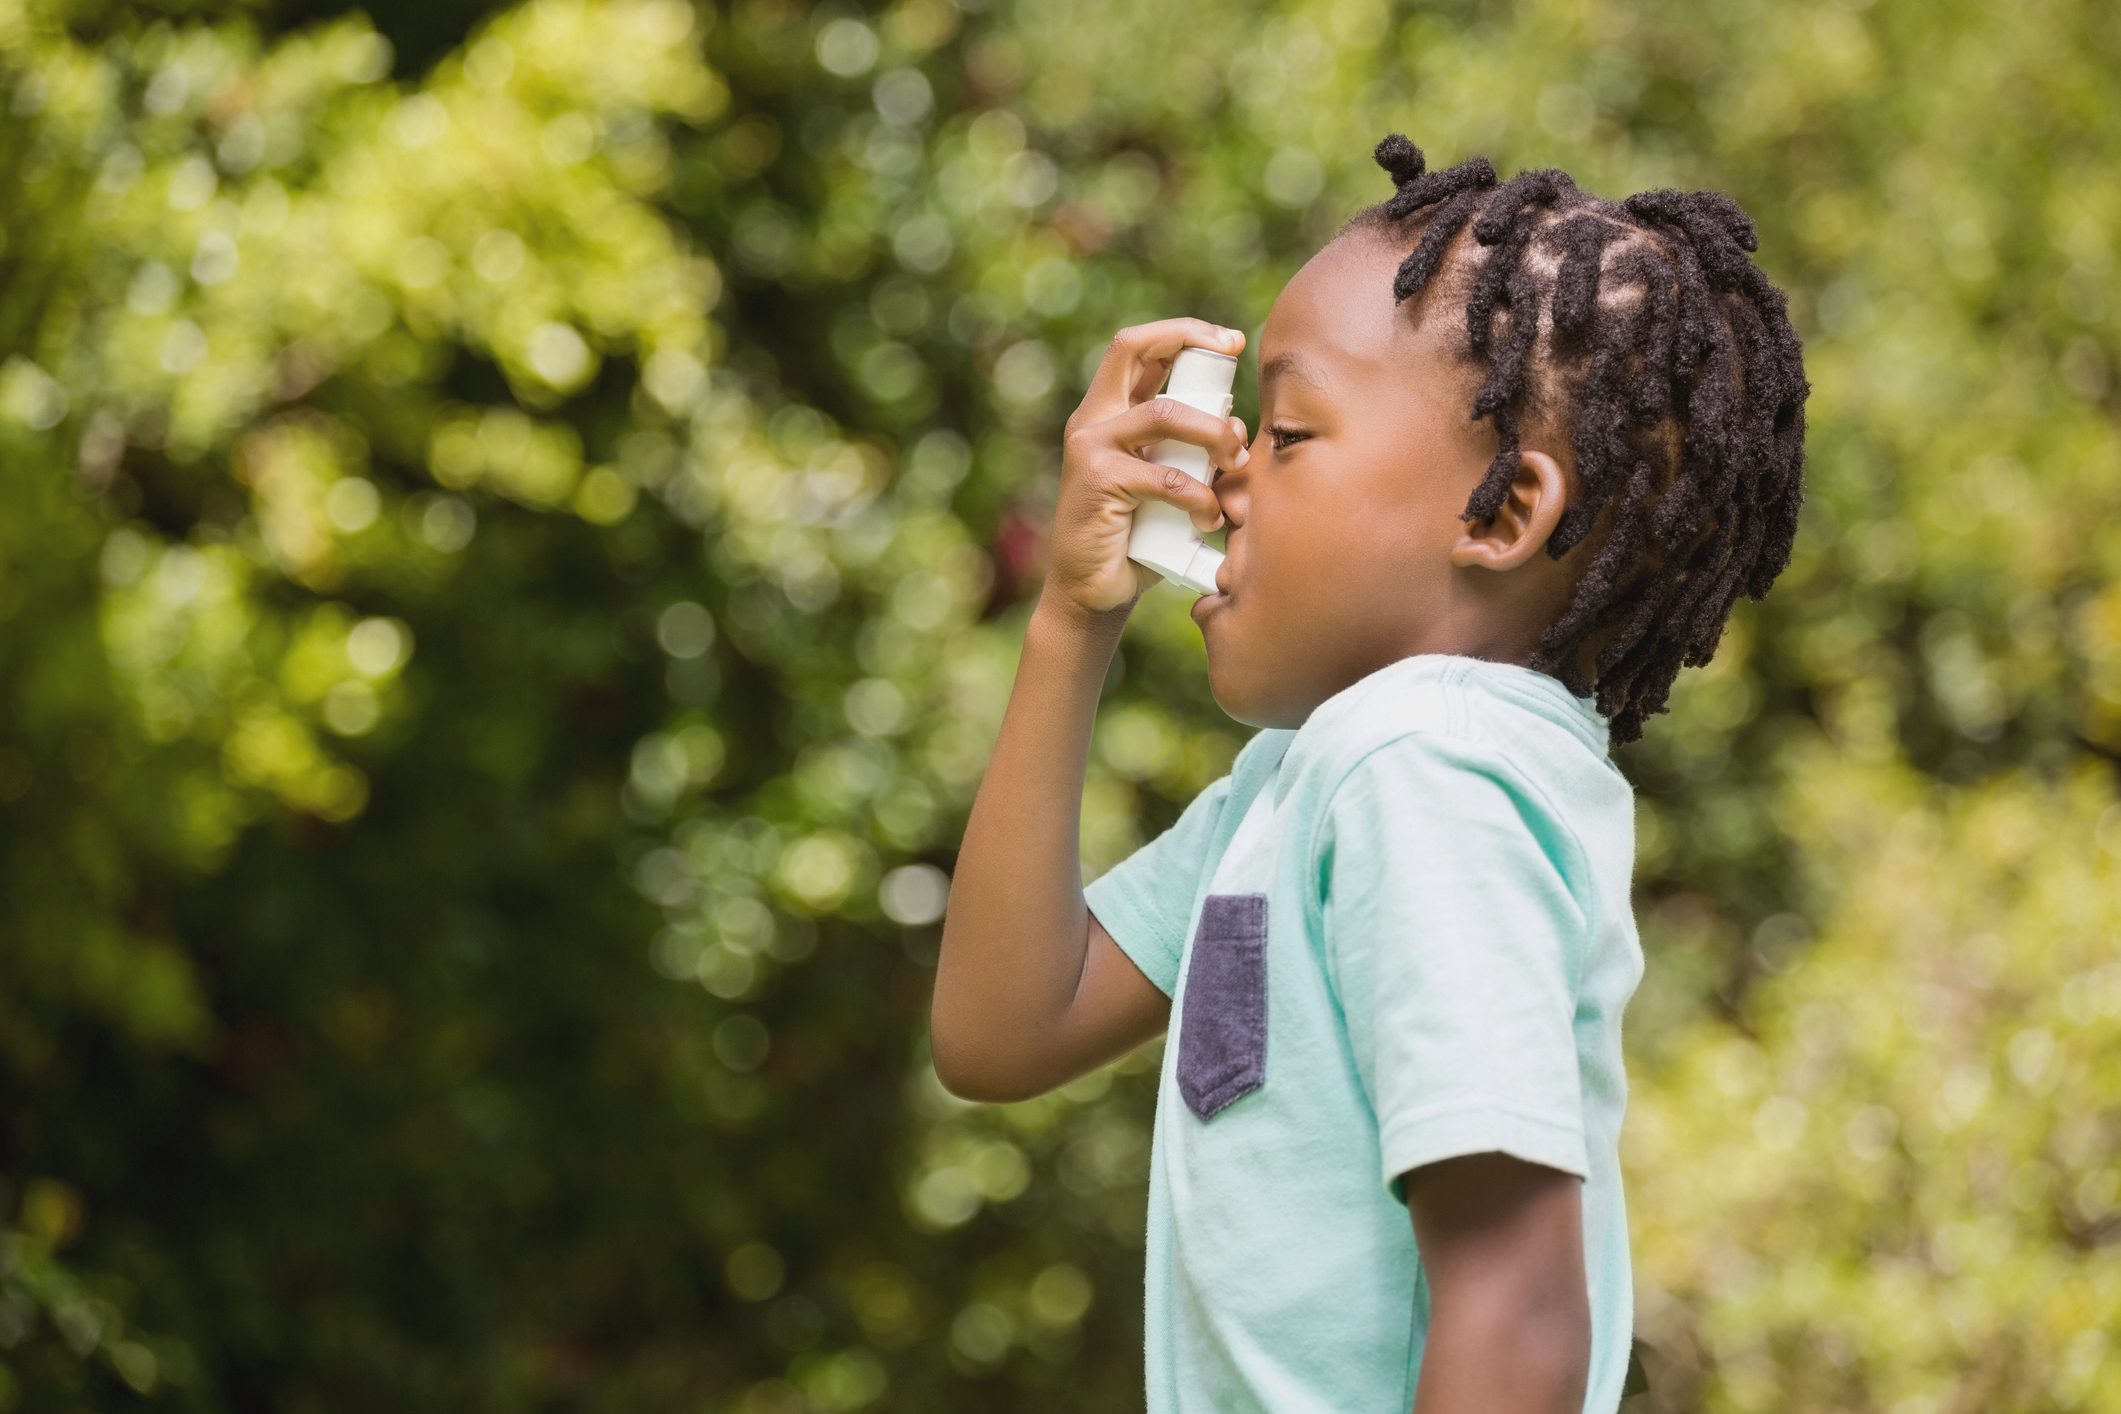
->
<box><xmin>1195</xmin><ymin>231</ymin><xmax>1584</xmax><ymax>728</ymax></box>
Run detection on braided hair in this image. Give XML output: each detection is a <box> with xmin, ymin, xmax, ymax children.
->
<box><xmin>1339</xmin><ymin>134</ymin><xmax>1809</xmax><ymax>747</ymax></box>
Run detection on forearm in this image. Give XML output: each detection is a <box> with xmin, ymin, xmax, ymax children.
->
<box><xmin>1411</xmin><ymin>1304</ymin><xmax>1589</xmax><ymax>1414</ymax></box>
<box><xmin>930</xmin><ymin>592</ymin><xmax>1128</xmax><ymax>1099</ymax></box>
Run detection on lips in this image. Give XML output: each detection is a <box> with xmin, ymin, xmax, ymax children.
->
<box><xmin>1191</xmin><ymin>559</ymin><xmax>1233</xmax><ymax>624</ymax></box>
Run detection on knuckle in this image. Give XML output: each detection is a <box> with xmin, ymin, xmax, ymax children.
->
<box><xmin>1162</xmin><ymin>464</ymin><xmax>1188</xmax><ymax>492</ymax></box>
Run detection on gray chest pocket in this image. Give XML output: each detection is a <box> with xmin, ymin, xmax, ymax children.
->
<box><xmin>1176</xmin><ymin>892</ymin><xmax>1269</xmax><ymax>1119</ymax></box>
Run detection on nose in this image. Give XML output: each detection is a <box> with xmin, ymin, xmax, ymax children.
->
<box><xmin>1214</xmin><ymin>427</ymin><xmax>1256</xmax><ymax>526</ymax></box>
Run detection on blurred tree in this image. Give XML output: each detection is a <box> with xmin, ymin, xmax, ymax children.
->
<box><xmin>0</xmin><ymin>0</ymin><xmax>2116</xmax><ymax>1408</ymax></box>
<box><xmin>1629</xmin><ymin>745</ymin><xmax>2121</xmax><ymax>1409</ymax></box>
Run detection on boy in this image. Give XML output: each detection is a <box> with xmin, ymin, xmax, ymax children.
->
<box><xmin>931</xmin><ymin>135</ymin><xmax>1810</xmax><ymax>1412</ymax></box>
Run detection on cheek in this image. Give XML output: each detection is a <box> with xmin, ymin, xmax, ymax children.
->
<box><xmin>1257</xmin><ymin>501</ymin><xmax>1370</xmax><ymax>584</ymax></box>
<box><xmin>1248</xmin><ymin>510</ymin><xmax>1421</xmax><ymax>624</ymax></box>
<box><xmin>1321</xmin><ymin>476</ymin><xmax>1428</xmax><ymax>558</ymax></box>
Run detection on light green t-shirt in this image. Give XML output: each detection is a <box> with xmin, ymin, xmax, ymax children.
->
<box><xmin>1083</xmin><ymin>651</ymin><xmax>1643</xmax><ymax>1413</ymax></box>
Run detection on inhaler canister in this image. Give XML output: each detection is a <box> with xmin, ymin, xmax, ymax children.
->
<box><xmin>1124</xmin><ymin>345</ymin><xmax>1235</xmax><ymax>597</ymax></box>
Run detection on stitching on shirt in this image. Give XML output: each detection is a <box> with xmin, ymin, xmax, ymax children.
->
<box><xmin>1099</xmin><ymin>765</ymin><xmax>1244</xmax><ymax>986</ymax></box>
<box><xmin>1458</xmin><ymin>707</ymin><xmax>1600</xmax><ymax>995</ymax></box>
<box><xmin>1436</xmin><ymin>663</ymin><xmax>1599</xmax><ymax>992</ymax></box>
<box><xmin>1381</xmin><ymin>1101</ymin><xmax>1591</xmax><ymax>1182</ymax></box>
<box><xmin>1092</xmin><ymin>874</ymin><xmax>1181</xmax><ymax>993</ymax></box>
<box><xmin>1299</xmin><ymin>677</ymin><xmax>1472</xmax><ymax>961</ymax></box>
<box><xmin>1380</xmin><ymin>1096</ymin><xmax>1586</xmax><ymax>1136</ymax></box>
<box><xmin>1447</xmin><ymin>658</ymin><xmax>1470</xmax><ymax>737</ymax></box>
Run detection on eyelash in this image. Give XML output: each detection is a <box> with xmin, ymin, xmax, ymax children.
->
<box><xmin>1267</xmin><ymin>425</ymin><xmax>1308</xmax><ymax>452</ymax></box>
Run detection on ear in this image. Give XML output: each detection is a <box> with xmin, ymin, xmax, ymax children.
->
<box><xmin>1447</xmin><ymin>448</ymin><xmax>1569</xmax><ymax>572</ymax></box>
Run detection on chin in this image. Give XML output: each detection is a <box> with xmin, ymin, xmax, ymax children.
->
<box><xmin>1205</xmin><ymin>642</ymin><xmax>1310</xmax><ymax>730</ymax></box>
<box><xmin>1202</xmin><ymin>645</ymin><xmax>1268</xmax><ymax>728</ymax></box>
<box><xmin>1202</xmin><ymin>604</ymin><xmax>1303</xmax><ymax>728</ymax></box>
<box><xmin>1201</xmin><ymin>639</ymin><xmax>1238</xmax><ymax>715</ymax></box>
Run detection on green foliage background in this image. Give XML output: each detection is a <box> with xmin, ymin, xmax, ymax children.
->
<box><xmin>2</xmin><ymin>0</ymin><xmax>2117</xmax><ymax>1408</ymax></box>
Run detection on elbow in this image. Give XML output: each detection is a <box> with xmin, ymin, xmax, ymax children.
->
<box><xmin>928</xmin><ymin>1037</ymin><xmax>982</xmax><ymax>1102</ymax></box>
<box><xmin>925</xmin><ymin>920</ymin><xmax>1060</xmax><ymax>1105</ymax></box>
<box><xmin>927</xmin><ymin>955</ymin><xmax>1042</xmax><ymax>1105</ymax></box>
<box><xmin>927</xmin><ymin>1025</ymin><xmax>1027</xmax><ymax>1105</ymax></box>
<box><xmin>931</xmin><ymin>1060</ymin><xmax>1028</xmax><ymax>1106</ymax></box>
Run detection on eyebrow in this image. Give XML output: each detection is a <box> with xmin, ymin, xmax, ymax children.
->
<box><xmin>1261</xmin><ymin>350</ymin><xmax>1333</xmax><ymax>399</ymax></box>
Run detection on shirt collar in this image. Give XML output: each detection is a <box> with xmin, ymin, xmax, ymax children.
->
<box><xmin>1268</xmin><ymin>653</ymin><xmax>1612</xmax><ymax>803</ymax></box>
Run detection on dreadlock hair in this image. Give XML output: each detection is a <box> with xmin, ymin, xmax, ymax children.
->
<box><xmin>1338</xmin><ymin>133</ymin><xmax>1809</xmax><ymax>748</ymax></box>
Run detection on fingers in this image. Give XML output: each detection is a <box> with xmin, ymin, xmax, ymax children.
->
<box><xmin>1102</xmin><ymin>394</ymin><xmax>1251</xmax><ymax>477</ymax></box>
<box><xmin>1080</xmin><ymin>319</ymin><xmax>1245</xmax><ymax>425</ymax></box>
<box><xmin>1104</xmin><ymin>452</ymin><xmax>1227</xmax><ymax>533</ymax></box>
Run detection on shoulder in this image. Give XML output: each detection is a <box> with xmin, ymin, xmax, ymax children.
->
<box><xmin>1286</xmin><ymin>659</ymin><xmax>1610</xmax><ymax>832</ymax></box>
<box><xmin>1303</xmin><ymin>718</ymin><xmax>1592</xmax><ymax>912</ymax></box>
<box><xmin>1318</xmin><ymin>726</ymin><xmax>1535</xmax><ymax>835</ymax></box>
<box><xmin>1278</xmin><ymin>662</ymin><xmax>1477</xmax><ymax>814</ymax></box>
<box><xmin>1306</xmin><ymin>729</ymin><xmax>1596</xmax><ymax>949</ymax></box>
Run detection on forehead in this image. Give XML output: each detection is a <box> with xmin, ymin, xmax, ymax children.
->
<box><xmin>1258</xmin><ymin>233</ymin><xmax>1467</xmax><ymax>394</ymax></box>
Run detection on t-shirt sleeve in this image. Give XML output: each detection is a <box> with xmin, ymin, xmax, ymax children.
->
<box><xmin>1315</xmin><ymin>730</ymin><xmax>1592</xmax><ymax>1203</ymax></box>
<box><xmin>1083</xmin><ymin>770</ymin><xmax>1236</xmax><ymax>999</ymax></box>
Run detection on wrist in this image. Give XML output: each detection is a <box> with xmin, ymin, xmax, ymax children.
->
<box><xmin>1031</xmin><ymin>588</ymin><xmax>1133</xmax><ymax>645</ymax></box>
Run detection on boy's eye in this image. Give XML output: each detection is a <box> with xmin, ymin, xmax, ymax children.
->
<box><xmin>1268</xmin><ymin>425</ymin><xmax>1308</xmax><ymax>452</ymax></box>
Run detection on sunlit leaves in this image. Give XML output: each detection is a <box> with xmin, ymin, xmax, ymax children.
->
<box><xmin>5</xmin><ymin>0</ymin><xmax>2121</xmax><ymax>1407</ymax></box>
<box><xmin>1631</xmin><ymin>751</ymin><xmax>2121</xmax><ymax>1406</ymax></box>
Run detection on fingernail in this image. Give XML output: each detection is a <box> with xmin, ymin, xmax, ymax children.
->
<box><xmin>1235</xmin><ymin>446</ymin><xmax>1250</xmax><ymax>468</ymax></box>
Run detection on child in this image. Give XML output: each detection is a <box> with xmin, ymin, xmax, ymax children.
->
<box><xmin>931</xmin><ymin>134</ymin><xmax>1809</xmax><ymax>1412</ymax></box>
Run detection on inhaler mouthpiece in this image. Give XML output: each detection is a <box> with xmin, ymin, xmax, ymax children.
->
<box><xmin>1124</xmin><ymin>344</ymin><xmax>1235</xmax><ymax>597</ymax></box>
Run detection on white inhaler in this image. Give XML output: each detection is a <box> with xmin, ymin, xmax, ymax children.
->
<box><xmin>1124</xmin><ymin>344</ymin><xmax>1236</xmax><ymax>596</ymax></box>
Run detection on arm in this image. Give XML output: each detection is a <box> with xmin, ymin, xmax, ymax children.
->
<box><xmin>929</xmin><ymin>316</ymin><xmax>1251</xmax><ymax>1104</ymax></box>
<box><xmin>929</xmin><ymin>598</ymin><xmax>1173</xmax><ymax>1102</ymax></box>
<box><xmin>1406</xmin><ymin>1152</ymin><xmax>1591</xmax><ymax>1414</ymax></box>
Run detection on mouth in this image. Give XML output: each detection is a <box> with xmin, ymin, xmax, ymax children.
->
<box><xmin>1191</xmin><ymin>548</ymin><xmax>1235</xmax><ymax>623</ymax></box>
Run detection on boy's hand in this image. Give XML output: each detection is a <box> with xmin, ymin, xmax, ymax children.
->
<box><xmin>1042</xmin><ymin>319</ymin><xmax>1251</xmax><ymax>622</ymax></box>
